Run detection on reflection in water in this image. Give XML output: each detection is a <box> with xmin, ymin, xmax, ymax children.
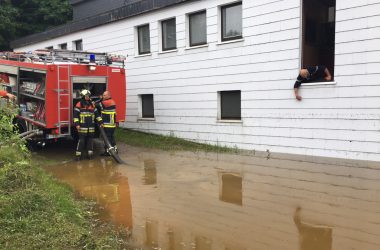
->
<box><xmin>82</xmin><ymin>184</ymin><xmax>119</xmax><ymax>203</ymax></box>
<box><xmin>143</xmin><ymin>159</ymin><xmax>157</xmax><ymax>185</ymax></box>
<box><xmin>195</xmin><ymin>236</ymin><xmax>212</xmax><ymax>250</ymax></box>
<box><xmin>294</xmin><ymin>207</ymin><xmax>332</xmax><ymax>250</ymax></box>
<box><xmin>145</xmin><ymin>218</ymin><xmax>159</xmax><ymax>248</ymax></box>
<box><xmin>44</xmin><ymin>159</ymin><xmax>133</xmax><ymax>229</ymax></box>
<box><xmin>167</xmin><ymin>227</ymin><xmax>184</xmax><ymax>250</ymax></box>
<box><xmin>42</xmin><ymin>143</ymin><xmax>380</xmax><ymax>250</ymax></box>
<box><xmin>219</xmin><ymin>172</ymin><xmax>243</xmax><ymax>205</ymax></box>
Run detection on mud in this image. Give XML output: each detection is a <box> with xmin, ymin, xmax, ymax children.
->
<box><xmin>38</xmin><ymin>139</ymin><xmax>380</xmax><ymax>250</ymax></box>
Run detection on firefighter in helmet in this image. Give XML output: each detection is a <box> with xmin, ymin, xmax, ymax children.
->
<box><xmin>73</xmin><ymin>89</ymin><xmax>103</xmax><ymax>160</ymax></box>
<box><xmin>97</xmin><ymin>90</ymin><xmax>118</xmax><ymax>156</ymax></box>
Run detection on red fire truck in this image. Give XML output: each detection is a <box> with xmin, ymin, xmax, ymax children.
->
<box><xmin>0</xmin><ymin>50</ymin><xmax>126</xmax><ymax>143</ymax></box>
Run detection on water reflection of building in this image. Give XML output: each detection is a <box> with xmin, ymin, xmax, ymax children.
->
<box><xmin>45</xmin><ymin>159</ymin><xmax>133</xmax><ymax>229</ymax></box>
<box><xmin>143</xmin><ymin>159</ymin><xmax>157</xmax><ymax>185</ymax></box>
<box><xmin>43</xmin><ymin>146</ymin><xmax>380</xmax><ymax>250</ymax></box>
<box><xmin>125</xmin><ymin>151</ymin><xmax>380</xmax><ymax>250</ymax></box>
<box><xmin>294</xmin><ymin>207</ymin><xmax>332</xmax><ymax>250</ymax></box>
<box><xmin>219</xmin><ymin>172</ymin><xmax>243</xmax><ymax>206</ymax></box>
<box><xmin>145</xmin><ymin>218</ymin><xmax>159</xmax><ymax>248</ymax></box>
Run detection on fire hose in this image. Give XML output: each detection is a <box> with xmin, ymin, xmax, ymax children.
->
<box><xmin>98</xmin><ymin>125</ymin><xmax>125</xmax><ymax>164</ymax></box>
<box><xmin>21</xmin><ymin>131</ymin><xmax>43</xmax><ymax>140</ymax></box>
<box><xmin>18</xmin><ymin>129</ymin><xmax>41</xmax><ymax>139</ymax></box>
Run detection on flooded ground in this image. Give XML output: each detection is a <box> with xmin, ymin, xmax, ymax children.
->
<box><xmin>38</xmin><ymin>139</ymin><xmax>380</xmax><ymax>250</ymax></box>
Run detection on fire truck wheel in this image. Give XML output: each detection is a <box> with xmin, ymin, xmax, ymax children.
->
<box><xmin>13</xmin><ymin>118</ymin><xmax>27</xmax><ymax>134</ymax></box>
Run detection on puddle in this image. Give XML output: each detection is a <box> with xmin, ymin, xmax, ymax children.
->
<box><xmin>39</xmin><ymin>139</ymin><xmax>380</xmax><ymax>250</ymax></box>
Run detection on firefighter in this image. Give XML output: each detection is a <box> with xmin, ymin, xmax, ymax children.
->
<box><xmin>97</xmin><ymin>90</ymin><xmax>118</xmax><ymax>156</ymax></box>
<box><xmin>73</xmin><ymin>89</ymin><xmax>103</xmax><ymax>160</ymax></box>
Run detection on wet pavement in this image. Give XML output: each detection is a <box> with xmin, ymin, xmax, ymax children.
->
<box><xmin>37</xmin><ymin>139</ymin><xmax>380</xmax><ymax>250</ymax></box>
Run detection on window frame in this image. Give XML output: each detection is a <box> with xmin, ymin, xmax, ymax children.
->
<box><xmin>59</xmin><ymin>43</ymin><xmax>67</xmax><ymax>50</ymax></box>
<box><xmin>300</xmin><ymin>0</ymin><xmax>336</xmax><ymax>80</ymax></box>
<box><xmin>140</xmin><ymin>94</ymin><xmax>155</xmax><ymax>119</ymax></box>
<box><xmin>221</xmin><ymin>2</ymin><xmax>243</xmax><ymax>42</ymax></box>
<box><xmin>161</xmin><ymin>18</ymin><xmax>177</xmax><ymax>51</ymax></box>
<box><xmin>188</xmin><ymin>10</ymin><xmax>207</xmax><ymax>47</ymax></box>
<box><xmin>73</xmin><ymin>39</ymin><xmax>83</xmax><ymax>51</ymax></box>
<box><xmin>137</xmin><ymin>24</ymin><xmax>151</xmax><ymax>55</ymax></box>
<box><xmin>219</xmin><ymin>90</ymin><xmax>241</xmax><ymax>121</ymax></box>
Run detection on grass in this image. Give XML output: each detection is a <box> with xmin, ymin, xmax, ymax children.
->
<box><xmin>0</xmin><ymin>145</ymin><xmax>130</xmax><ymax>249</ymax></box>
<box><xmin>0</xmin><ymin>148</ymin><xmax>130</xmax><ymax>249</ymax></box>
<box><xmin>115</xmin><ymin>128</ymin><xmax>237</xmax><ymax>153</ymax></box>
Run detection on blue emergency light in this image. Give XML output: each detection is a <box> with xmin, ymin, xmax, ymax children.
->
<box><xmin>89</xmin><ymin>54</ymin><xmax>95</xmax><ymax>63</ymax></box>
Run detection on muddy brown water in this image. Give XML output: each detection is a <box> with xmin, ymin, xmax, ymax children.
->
<box><xmin>37</xmin><ymin>139</ymin><xmax>380</xmax><ymax>250</ymax></box>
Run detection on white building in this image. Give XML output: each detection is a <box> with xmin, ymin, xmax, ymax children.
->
<box><xmin>12</xmin><ymin>0</ymin><xmax>380</xmax><ymax>162</ymax></box>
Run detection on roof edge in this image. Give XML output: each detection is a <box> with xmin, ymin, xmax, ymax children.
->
<box><xmin>70</xmin><ymin>0</ymin><xmax>91</xmax><ymax>5</ymax></box>
<box><xmin>11</xmin><ymin>0</ymin><xmax>195</xmax><ymax>49</ymax></box>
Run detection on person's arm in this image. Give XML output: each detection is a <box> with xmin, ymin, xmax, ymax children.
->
<box><xmin>294</xmin><ymin>80</ymin><xmax>302</xmax><ymax>101</ymax></box>
<box><xmin>73</xmin><ymin>103</ymin><xmax>81</xmax><ymax>130</ymax></box>
<box><xmin>0</xmin><ymin>90</ymin><xmax>15</xmax><ymax>100</ymax></box>
<box><xmin>94</xmin><ymin>107</ymin><xmax>103</xmax><ymax>127</ymax></box>
<box><xmin>0</xmin><ymin>90</ymin><xmax>7</xmax><ymax>98</ymax></box>
<box><xmin>324</xmin><ymin>67</ymin><xmax>332</xmax><ymax>81</ymax></box>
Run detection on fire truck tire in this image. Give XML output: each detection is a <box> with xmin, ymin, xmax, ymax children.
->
<box><xmin>13</xmin><ymin>118</ymin><xmax>27</xmax><ymax>134</ymax></box>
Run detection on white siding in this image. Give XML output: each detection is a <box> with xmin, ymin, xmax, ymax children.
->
<box><xmin>15</xmin><ymin>0</ymin><xmax>380</xmax><ymax>162</ymax></box>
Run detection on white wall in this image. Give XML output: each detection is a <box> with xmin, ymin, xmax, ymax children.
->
<box><xmin>15</xmin><ymin>0</ymin><xmax>380</xmax><ymax>162</ymax></box>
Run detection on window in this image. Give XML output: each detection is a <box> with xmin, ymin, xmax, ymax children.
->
<box><xmin>140</xmin><ymin>94</ymin><xmax>154</xmax><ymax>118</ymax></box>
<box><xmin>73</xmin><ymin>39</ymin><xmax>83</xmax><ymax>51</ymax></box>
<box><xmin>302</xmin><ymin>0</ymin><xmax>335</xmax><ymax>79</ymax></box>
<box><xmin>59</xmin><ymin>43</ymin><xmax>67</xmax><ymax>50</ymax></box>
<box><xmin>221</xmin><ymin>2</ymin><xmax>242</xmax><ymax>42</ymax></box>
<box><xmin>189</xmin><ymin>10</ymin><xmax>207</xmax><ymax>47</ymax></box>
<box><xmin>219</xmin><ymin>90</ymin><xmax>241</xmax><ymax>120</ymax></box>
<box><xmin>161</xmin><ymin>18</ymin><xmax>176</xmax><ymax>51</ymax></box>
<box><xmin>46</xmin><ymin>46</ymin><xmax>53</xmax><ymax>50</ymax></box>
<box><xmin>137</xmin><ymin>24</ymin><xmax>151</xmax><ymax>55</ymax></box>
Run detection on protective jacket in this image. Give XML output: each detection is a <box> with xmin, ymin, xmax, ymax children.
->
<box><xmin>73</xmin><ymin>100</ymin><xmax>102</xmax><ymax>134</ymax></box>
<box><xmin>98</xmin><ymin>98</ymin><xmax>117</xmax><ymax>128</ymax></box>
<box><xmin>0</xmin><ymin>90</ymin><xmax>8</xmax><ymax>98</ymax></box>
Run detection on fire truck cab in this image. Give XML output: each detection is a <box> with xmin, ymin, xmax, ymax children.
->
<box><xmin>0</xmin><ymin>50</ymin><xmax>126</xmax><ymax>142</ymax></box>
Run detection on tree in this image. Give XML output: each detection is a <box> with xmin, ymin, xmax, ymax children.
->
<box><xmin>0</xmin><ymin>0</ymin><xmax>18</xmax><ymax>50</ymax></box>
<box><xmin>0</xmin><ymin>0</ymin><xmax>72</xmax><ymax>50</ymax></box>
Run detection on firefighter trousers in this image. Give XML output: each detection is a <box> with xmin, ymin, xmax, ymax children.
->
<box><xmin>104</xmin><ymin>128</ymin><xmax>116</xmax><ymax>147</ymax></box>
<box><xmin>76</xmin><ymin>133</ymin><xmax>94</xmax><ymax>158</ymax></box>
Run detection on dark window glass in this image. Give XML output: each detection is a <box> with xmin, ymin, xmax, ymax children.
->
<box><xmin>189</xmin><ymin>11</ymin><xmax>207</xmax><ymax>46</ymax></box>
<box><xmin>162</xmin><ymin>18</ymin><xmax>176</xmax><ymax>51</ymax></box>
<box><xmin>46</xmin><ymin>46</ymin><xmax>53</xmax><ymax>50</ymax></box>
<box><xmin>221</xmin><ymin>2</ymin><xmax>242</xmax><ymax>41</ymax></box>
<box><xmin>59</xmin><ymin>43</ymin><xmax>67</xmax><ymax>50</ymax></box>
<box><xmin>138</xmin><ymin>24</ymin><xmax>151</xmax><ymax>54</ymax></box>
<box><xmin>302</xmin><ymin>0</ymin><xmax>335</xmax><ymax>79</ymax></box>
<box><xmin>74</xmin><ymin>40</ymin><xmax>83</xmax><ymax>51</ymax></box>
<box><xmin>141</xmin><ymin>94</ymin><xmax>154</xmax><ymax>118</ymax></box>
<box><xmin>221</xmin><ymin>90</ymin><xmax>241</xmax><ymax>120</ymax></box>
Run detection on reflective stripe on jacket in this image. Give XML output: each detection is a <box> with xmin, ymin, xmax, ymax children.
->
<box><xmin>73</xmin><ymin>100</ymin><xmax>102</xmax><ymax>134</ymax></box>
<box><xmin>98</xmin><ymin>98</ymin><xmax>117</xmax><ymax>128</ymax></box>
